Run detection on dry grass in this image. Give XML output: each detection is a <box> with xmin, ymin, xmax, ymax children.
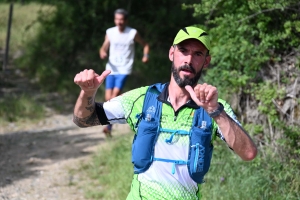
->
<box><xmin>0</xmin><ymin>2</ymin><xmax>55</xmax><ymax>54</ymax></box>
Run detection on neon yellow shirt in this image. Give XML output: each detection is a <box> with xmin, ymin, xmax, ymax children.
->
<box><xmin>102</xmin><ymin>85</ymin><xmax>241</xmax><ymax>200</ymax></box>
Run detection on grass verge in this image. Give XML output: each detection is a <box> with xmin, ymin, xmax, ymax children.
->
<box><xmin>201</xmin><ymin>141</ymin><xmax>300</xmax><ymax>200</ymax></box>
<box><xmin>0</xmin><ymin>94</ymin><xmax>45</xmax><ymax>124</ymax></box>
<box><xmin>81</xmin><ymin>134</ymin><xmax>300</xmax><ymax>200</ymax></box>
<box><xmin>80</xmin><ymin>134</ymin><xmax>134</xmax><ymax>200</ymax></box>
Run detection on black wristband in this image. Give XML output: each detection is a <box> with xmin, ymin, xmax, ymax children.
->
<box><xmin>208</xmin><ymin>103</ymin><xmax>224</xmax><ymax>118</ymax></box>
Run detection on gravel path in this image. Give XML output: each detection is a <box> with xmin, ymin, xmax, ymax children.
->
<box><xmin>0</xmin><ymin>113</ymin><xmax>131</xmax><ymax>200</ymax></box>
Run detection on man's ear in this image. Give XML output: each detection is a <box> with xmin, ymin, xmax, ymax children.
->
<box><xmin>169</xmin><ymin>45</ymin><xmax>175</xmax><ymax>61</ymax></box>
<box><xmin>203</xmin><ymin>55</ymin><xmax>211</xmax><ymax>68</ymax></box>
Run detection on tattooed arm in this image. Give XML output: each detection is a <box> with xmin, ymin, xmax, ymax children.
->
<box><xmin>73</xmin><ymin>69</ymin><xmax>111</xmax><ymax>127</ymax></box>
<box><xmin>73</xmin><ymin>92</ymin><xmax>100</xmax><ymax>127</ymax></box>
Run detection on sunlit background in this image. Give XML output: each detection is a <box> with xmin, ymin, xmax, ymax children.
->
<box><xmin>0</xmin><ymin>0</ymin><xmax>299</xmax><ymax>199</ymax></box>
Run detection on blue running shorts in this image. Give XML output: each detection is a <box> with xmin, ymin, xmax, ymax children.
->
<box><xmin>105</xmin><ymin>74</ymin><xmax>128</xmax><ymax>90</ymax></box>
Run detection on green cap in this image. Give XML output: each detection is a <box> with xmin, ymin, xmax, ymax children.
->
<box><xmin>173</xmin><ymin>27</ymin><xmax>211</xmax><ymax>50</ymax></box>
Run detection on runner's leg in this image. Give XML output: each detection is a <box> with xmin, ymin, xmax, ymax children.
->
<box><xmin>107</xmin><ymin>75</ymin><xmax>128</xmax><ymax>135</ymax></box>
<box><xmin>112</xmin><ymin>74</ymin><xmax>128</xmax><ymax>96</ymax></box>
<box><xmin>103</xmin><ymin>75</ymin><xmax>115</xmax><ymax>137</ymax></box>
<box><xmin>112</xmin><ymin>88</ymin><xmax>121</xmax><ymax>97</ymax></box>
<box><xmin>105</xmin><ymin>89</ymin><xmax>113</xmax><ymax>101</ymax></box>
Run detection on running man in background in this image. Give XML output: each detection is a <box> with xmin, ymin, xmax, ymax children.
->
<box><xmin>99</xmin><ymin>8</ymin><xmax>150</xmax><ymax>137</ymax></box>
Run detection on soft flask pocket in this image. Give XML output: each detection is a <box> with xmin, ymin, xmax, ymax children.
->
<box><xmin>132</xmin><ymin>119</ymin><xmax>158</xmax><ymax>173</ymax></box>
<box><xmin>189</xmin><ymin>126</ymin><xmax>213</xmax><ymax>183</ymax></box>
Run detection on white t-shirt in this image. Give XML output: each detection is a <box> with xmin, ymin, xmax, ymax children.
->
<box><xmin>106</xmin><ymin>26</ymin><xmax>137</xmax><ymax>75</ymax></box>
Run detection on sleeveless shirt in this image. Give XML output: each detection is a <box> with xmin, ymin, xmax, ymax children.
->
<box><xmin>106</xmin><ymin>26</ymin><xmax>137</xmax><ymax>75</ymax></box>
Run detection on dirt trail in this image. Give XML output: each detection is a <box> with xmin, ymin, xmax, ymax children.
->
<box><xmin>0</xmin><ymin>113</ymin><xmax>131</xmax><ymax>200</ymax></box>
<box><xmin>0</xmin><ymin>63</ymin><xmax>133</xmax><ymax>199</ymax></box>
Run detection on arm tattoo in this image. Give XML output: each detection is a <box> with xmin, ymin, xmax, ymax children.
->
<box><xmin>87</xmin><ymin>97</ymin><xmax>93</xmax><ymax>105</ymax></box>
<box><xmin>73</xmin><ymin>96</ymin><xmax>100</xmax><ymax>127</ymax></box>
<box><xmin>85</xmin><ymin>106</ymin><xmax>94</xmax><ymax>112</ymax></box>
<box><xmin>85</xmin><ymin>96</ymin><xmax>95</xmax><ymax>112</ymax></box>
<box><xmin>73</xmin><ymin>111</ymin><xmax>101</xmax><ymax>127</ymax></box>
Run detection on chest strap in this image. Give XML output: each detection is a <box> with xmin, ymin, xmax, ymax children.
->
<box><xmin>159</xmin><ymin>128</ymin><xmax>189</xmax><ymax>143</ymax></box>
<box><xmin>153</xmin><ymin>157</ymin><xmax>188</xmax><ymax>175</ymax></box>
<box><xmin>153</xmin><ymin>128</ymin><xmax>190</xmax><ymax>174</ymax></box>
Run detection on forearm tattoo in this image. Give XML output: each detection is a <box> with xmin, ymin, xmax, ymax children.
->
<box><xmin>85</xmin><ymin>97</ymin><xmax>94</xmax><ymax>112</ymax></box>
<box><xmin>73</xmin><ymin>112</ymin><xmax>100</xmax><ymax>127</ymax></box>
<box><xmin>73</xmin><ymin>96</ymin><xmax>101</xmax><ymax>127</ymax></box>
<box><xmin>87</xmin><ymin>97</ymin><xmax>93</xmax><ymax>105</ymax></box>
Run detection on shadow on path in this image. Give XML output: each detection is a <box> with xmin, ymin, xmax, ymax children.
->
<box><xmin>0</xmin><ymin>125</ymin><xmax>105</xmax><ymax>188</ymax></box>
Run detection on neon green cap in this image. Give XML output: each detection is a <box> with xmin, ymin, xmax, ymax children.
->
<box><xmin>173</xmin><ymin>27</ymin><xmax>211</xmax><ymax>50</ymax></box>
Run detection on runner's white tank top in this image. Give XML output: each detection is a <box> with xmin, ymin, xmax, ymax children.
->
<box><xmin>106</xmin><ymin>26</ymin><xmax>137</xmax><ymax>75</ymax></box>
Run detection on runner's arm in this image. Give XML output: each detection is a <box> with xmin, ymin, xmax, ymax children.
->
<box><xmin>210</xmin><ymin>100</ymin><xmax>256</xmax><ymax>160</ymax></box>
<box><xmin>73</xmin><ymin>70</ymin><xmax>110</xmax><ymax>127</ymax></box>
<box><xmin>134</xmin><ymin>32</ymin><xmax>149</xmax><ymax>63</ymax></box>
<box><xmin>213</xmin><ymin>110</ymin><xmax>257</xmax><ymax>161</ymax></box>
<box><xmin>73</xmin><ymin>90</ymin><xmax>100</xmax><ymax>127</ymax></box>
<box><xmin>185</xmin><ymin>85</ymin><xmax>257</xmax><ymax>161</ymax></box>
<box><xmin>99</xmin><ymin>34</ymin><xmax>110</xmax><ymax>59</ymax></box>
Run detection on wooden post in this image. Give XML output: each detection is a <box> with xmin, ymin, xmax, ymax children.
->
<box><xmin>2</xmin><ymin>3</ymin><xmax>14</xmax><ymax>72</ymax></box>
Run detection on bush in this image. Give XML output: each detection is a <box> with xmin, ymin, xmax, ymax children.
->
<box><xmin>184</xmin><ymin>0</ymin><xmax>300</xmax><ymax>164</ymax></box>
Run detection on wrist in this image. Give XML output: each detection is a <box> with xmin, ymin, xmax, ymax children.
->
<box><xmin>207</xmin><ymin>103</ymin><xmax>224</xmax><ymax>118</ymax></box>
<box><xmin>143</xmin><ymin>54</ymin><xmax>149</xmax><ymax>58</ymax></box>
<box><xmin>80</xmin><ymin>89</ymin><xmax>97</xmax><ymax>97</ymax></box>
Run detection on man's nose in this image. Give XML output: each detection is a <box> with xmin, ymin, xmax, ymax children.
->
<box><xmin>184</xmin><ymin>54</ymin><xmax>192</xmax><ymax>65</ymax></box>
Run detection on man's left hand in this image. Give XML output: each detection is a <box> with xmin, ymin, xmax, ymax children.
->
<box><xmin>185</xmin><ymin>84</ymin><xmax>219</xmax><ymax>113</ymax></box>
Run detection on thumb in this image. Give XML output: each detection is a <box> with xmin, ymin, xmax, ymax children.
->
<box><xmin>95</xmin><ymin>70</ymin><xmax>111</xmax><ymax>85</ymax></box>
<box><xmin>185</xmin><ymin>85</ymin><xmax>201</xmax><ymax>105</ymax></box>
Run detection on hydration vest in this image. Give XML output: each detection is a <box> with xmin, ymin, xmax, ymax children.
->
<box><xmin>132</xmin><ymin>83</ymin><xmax>214</xmax><ymax>183</ymax></box>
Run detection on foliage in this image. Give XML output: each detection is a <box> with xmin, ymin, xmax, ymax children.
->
<box><xmin>183</xmin><ymin>0</ymin><xmax>300</xmax><ymax>96</ymax></box>
<box><xmin>81</xmin><ymin>134</ymin><xmax>300</xmax><ymax>200</ymax></box>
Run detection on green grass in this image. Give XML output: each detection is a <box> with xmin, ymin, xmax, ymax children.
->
<box><xmin>201</xmin><ymin>142</ymin><xmax>300</xmax><ymax>200</ymax></box>
<box><xmin>0</xmin><ymin>94</ymin><xmax>45</xmax><ymax>123</ymax></box>
<box><xmin>81</xmin><ymin>134</ymin><xmax>300</xmax><ymax>200</ymax></box>
<box><xmin>81</xmin><ymin>134</ymin><xmax>134</xmax><ymax>200</ymax></box>
<box><xmin>0</xmin><ymin>2</ymin><xmax>55</xmax><ymax>54</ymax></box>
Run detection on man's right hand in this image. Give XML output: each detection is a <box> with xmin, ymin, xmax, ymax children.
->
<box><xmin>100</xmin><ymin>51</ymin><xmax>107</xmax><ymax>59</ymax></box>
<box><xmin>74</xmin><ymin>69</ymin><xmax>111</xmax><ymax>92</ymax></box>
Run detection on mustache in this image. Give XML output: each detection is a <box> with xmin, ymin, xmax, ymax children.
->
<box><xmin>178</xmin><ymin>65</ymin><xmax>196</xmax><ymax>74</ymax></box>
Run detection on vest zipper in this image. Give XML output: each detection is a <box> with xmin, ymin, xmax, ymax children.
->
<box><xmin>174</xmin><ymin>111</ymin><xmax>179</xmax><ymax>121</ymax></box>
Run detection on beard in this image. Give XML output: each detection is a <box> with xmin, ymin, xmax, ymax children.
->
<box><xmin>171</xmin><ymin>63</ymin><xmax>202</xmax><ymax>88</ymax></box>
